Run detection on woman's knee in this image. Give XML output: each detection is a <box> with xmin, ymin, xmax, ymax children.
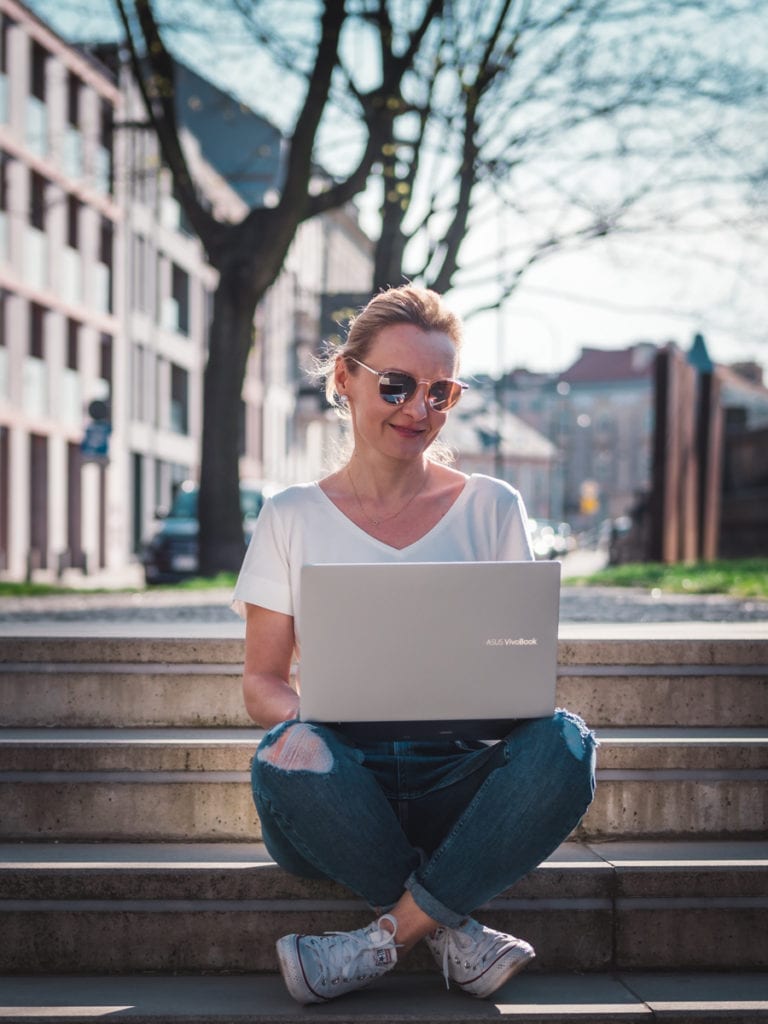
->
<box><xmin>553</xmin><ymin>709</ymin><xmax>598</xmax><ymax>764</ymax></box>
<box><xmin>255</xmin><ymin>720</ymin><xmax>334</xmax><ymax>774</ymax></box>
<box><xmin>505</xmin><ymin>709</ymin><xmax>597</xmax><ymax>773</ymax></box>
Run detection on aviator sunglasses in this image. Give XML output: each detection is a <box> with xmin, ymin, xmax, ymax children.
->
<box><xmin>348</xmin><ymin>357</ymin><xmax>468</xmax><ymax>411</ymax></box>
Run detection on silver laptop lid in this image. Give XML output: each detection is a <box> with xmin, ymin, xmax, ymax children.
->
<box><xmin>299</xmin><ymin>561</ymin><xmax>560</xmax><ymax>740</ymax></box>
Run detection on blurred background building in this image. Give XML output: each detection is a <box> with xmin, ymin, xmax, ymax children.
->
<box><xmin>0</xmin><ymin>0</ymin><xmax>372</xmax><ymax>583</ymax></box>
<box><xmin>1</xmin><ymin>0</ymin><xmax>766</xmax><ymax>584</ymax></box>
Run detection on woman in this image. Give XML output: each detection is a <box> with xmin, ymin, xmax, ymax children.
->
<box><xmin>233</xmin><ymin>285</ymin><xmax>596</xmax><ymax>1005</ymax></box>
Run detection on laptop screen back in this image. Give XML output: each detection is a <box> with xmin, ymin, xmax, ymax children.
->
<box><xmin>298</xmin><ymin>561</ymin><xmax>560</xmax><ymax>740</ymax></box>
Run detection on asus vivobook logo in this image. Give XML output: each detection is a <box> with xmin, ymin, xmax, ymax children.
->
<box><xmin>486</xmin><ymin>637</ymin><xmax>538</xmax><ymax>646</ymax></box>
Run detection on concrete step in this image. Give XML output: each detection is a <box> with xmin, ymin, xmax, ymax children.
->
<box><xmin>3</xmin><ymin>726</ymin><xmax>766</xmax><ymax>771</ymax></box>
<box><xmin>2</xmin><ymin>971</ymin><xmax>768</xmax><ymax>1023</ymax></box>
<box><xmin>1</xmin><ymin>727</ymin><xmax>766</xmax><ymax>841</ymax></box>
<box><xmin>0</xmin><ymin>841</ymin><xmax>765</xmax><ymax>974</ymax></box>
<box><xmin>1</xmin><ymin>636</ymin><xmax>766</xmax><ymax>728</ymax></box>
<box><xmin>1</xmin><ymin>972</ymin><xmax>768</xmax><ymax>1023</ymax></box>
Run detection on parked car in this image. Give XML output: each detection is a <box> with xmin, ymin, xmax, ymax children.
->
<box><xmin>141</xmin><ymin>479</ymin><xmax>274</xmax><ymax>584</ymax></box>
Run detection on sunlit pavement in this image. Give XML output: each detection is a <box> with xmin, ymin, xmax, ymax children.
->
<box><xmin>0</xmin><ymin>546</ymin><xmax>766</xmax><ymax>637</ymax></box>
<box><xmin>560</xmin><ymin>546</ymin><xmax>609</xmax><ymax>578</ymax></box>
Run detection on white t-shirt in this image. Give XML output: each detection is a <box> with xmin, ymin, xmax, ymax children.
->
<box><xmin>232</xmin><ymin>473</ymin><xmax>534</xmax><ymax>644</ymax></box>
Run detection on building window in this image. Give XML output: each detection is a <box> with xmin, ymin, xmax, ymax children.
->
<box><xmin>0</xmin><ymin>16</ymin><xmax>9</xmax><ymax>72</ymax></box>
<box><xmin>29</xmin><ymin>433</ymin><xmax>49</xmax><ymax>570</ymax></box>
<box><xmin>61</xmin><ymin>195</ymin><xmax>83</xmax><ymax>305</ymax></box>
<box><xmin>24</xmin><ymin>304</ymin><xmax>48</xmax><ymax>418</ymax></box>
<box><xmin>99</xmin><ymin>218</ymin><xmax>113</xmax><ymax>268</ymax></box>
<box><xmin>100</xmin><ymin>333</ymin><xmax>113</xmax><ymax>391</ymax></box>
<box><xmin>67</xmin><ymin>441</ymin><xmax>83</xmax><ymax>568</ymax></box>
<box><xmin>95</xmin><ymin>217</ymin><xmax>113</xmax><ymax>314</ymax></box>
<box><xmin>67</xmin><ymin>72</ymin><xmax>80</xmax><ymax>127</ymax></box>
<box><xmin>132</xmin><ymin>451</ymin><xmax>143</xmax><ymax>554</ymax></box>
<box><xmin>0</xmin><ymin>16</ymin><xmax>11</xmax><ymax>124</ymax></box>
<box><xmin>30</xmin><ymin>303</ymin><xmax>45</xmax><ymax>358</ymax></box>
<box><xmin>63</xmin><ymin>320</ymin><xmax>81</xmax><ymax>426</ymax></box>
<box><xmin>95</xmin><ymin>99</ymin><xmax>113</xmax><ymax>194</ymax></box>
<box><xmin>30</xmin><ymin>172</ymin><xmax>46</xmax><ymax>230</ymax></box>
<box><xmin>27</xmin><ymin>42</ymin><xmax>48</xmax><ymax>157</ymax></box>
<box><xmin>0</xmin><ymin>151</ymin><xmax>8</xmax><ymax>260</ymax></box>
<box><xmin>173</xmin><ymin>264</ymin><xmax>190</xmax><ymax>335</ymax></box>
<box><xmin>0</xmin><ymin>289</ymin><xmax>7</xmax><ymax>399</ymax></box>
<box><xmin>131</xmin><ymin>343</ymin><xmax>144</xmax><ymax>421</ymax></box>
<box><xmin>66</xmin><ymin>319</ymin><xmax>79</xmax><ymax>370</ymax></box>
<box><xmin>170</xmin><ymin>364</ymin><xmax>189</xmax><ymax>434</ymax></box>
<box><xmin>67</xmin><ymin>194</ymin><xmax>80</xmax><ymax>247</ymax></box>
<box><xmin>25</xmin><ymin>172</ymin><xmax>48</xmax><ymax>290</ymax></box>
<box><xmin>64</xmin><ymin>73</ymin><xmax>83</xmax><ymax>178</ymax></box>
<box><xmin>163</xmin><ymin>262</ymin><xmax>190</xmax><ymax>335</ymax></box>
<box><xmin>30</xmin><ymin>41</ymin><xmax>46</xmax><ymax>101</ymax></box>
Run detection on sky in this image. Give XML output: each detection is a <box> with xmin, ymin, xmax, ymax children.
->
<box><xmin>454</xmin><ymin>225</ymin><xmax>768</xmax><ymax>379</ymax></box>
<box><xmin>30</xmin><ymin>0</ymin><xmax>768</xmax><ymax>383</ymax></box>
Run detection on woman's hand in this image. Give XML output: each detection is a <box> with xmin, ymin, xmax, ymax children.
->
<box><xmin>242</xmin><ymin>603</ymin><xmax>299</xmax><ymax>728</ymax></box>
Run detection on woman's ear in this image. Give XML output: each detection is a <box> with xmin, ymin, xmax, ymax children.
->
<box><xmin>334</xmin><ymin>354</ymin><xmax>350</xmax><ymax>399</ymax></box>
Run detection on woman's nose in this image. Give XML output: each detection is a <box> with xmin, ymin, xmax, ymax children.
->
<box><xmin>403</xmin><ymin>382</ymin><xmax>430</xmax><ymax>417</ymax></box>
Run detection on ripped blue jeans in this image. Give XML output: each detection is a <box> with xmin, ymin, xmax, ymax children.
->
<box><xmin>251</xmin><ymin>709</ymin><xmax>597</xmax><ymax>928</ymax></box>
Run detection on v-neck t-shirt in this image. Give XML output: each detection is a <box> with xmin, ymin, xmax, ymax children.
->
<box><xmin>232</xmin><ymin>473</ymin><xmax>534</xmax><ymax>643</ymax></box>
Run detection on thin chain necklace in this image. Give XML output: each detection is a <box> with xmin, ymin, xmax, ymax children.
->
<box><xmin>347</xmin><ymin>464</ymin><xmax>428</xmax><ymax>527</ymax></box>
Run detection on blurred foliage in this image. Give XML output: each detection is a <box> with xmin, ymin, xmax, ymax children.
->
<box><xmin>174</xmin><ymin>573</ymin><xmax>238</xmax><ymax>589</ymax></box>
<box><xmin>4</xmin><ymin>566</ymin><xmax>766</xmax><ymax>599</ymax></box>
<box><xmin>564</xmin><ymin>559</ymin><xmax>768</xmax><ymax>599</ymax></box>
<box><xmin>0</xmin><ymin>573</ymin><xmax>238</xmax><ymax>596</ymax></box>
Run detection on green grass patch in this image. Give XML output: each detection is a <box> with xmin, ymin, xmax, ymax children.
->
<box><xmin>0</xmin><ymin>573</ymin><xmax>238</xmax><ymax>598</ymax></box>
<box><xmin>174</xmin><ymin>573</ymin><xmax>238</xmax><ymax>590</ymax></box>
<box><xmin>564</xmin><ymin>558</ymin><xmax>768</xmax><ymax>599</ymax></box>
<box><xmin>0</xmin><ymin>581</ymin><xmax>133</xmax><ymax>597</ymax></box>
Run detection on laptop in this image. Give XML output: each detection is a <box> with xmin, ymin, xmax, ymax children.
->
<box><xmin>298</xmin><ymin>560</ymin><xmax>561</xmax><ymax>740</ymax></box>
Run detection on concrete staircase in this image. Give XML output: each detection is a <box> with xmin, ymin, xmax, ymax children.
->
<box><xmin>0</xmin><ymin>633</ymin><xmax>766</xmax><ymax>1022</ymax></box>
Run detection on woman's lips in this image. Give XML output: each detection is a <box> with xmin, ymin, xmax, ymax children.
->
<box><xmin>390</xmin><ymin>424</ymin><xmax>425</xmax><ymax>438</ymax></box>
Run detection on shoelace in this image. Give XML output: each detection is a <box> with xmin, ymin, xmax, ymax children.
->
<box><xmin>319</xmin><ymin>915</ymin><xmax>398</xmax><ymax>982</ymax></box>
<box><xmin>432</xmin><ymin>927</ymin><xmax>454</xmax><ymax>989</ymax></box>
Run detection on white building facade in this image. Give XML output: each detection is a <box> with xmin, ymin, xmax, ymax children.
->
<box><xmin>0</xmin><ymin>0</ymin><xmax>122</xmax><ymax>579</ymax></box>
<box><xmin>0</xmin><ymin>0</ymin><xmax>373</xmax><ymax>583</ymax></box>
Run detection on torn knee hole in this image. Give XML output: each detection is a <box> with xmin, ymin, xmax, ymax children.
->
<box><xmin>257</xmin><ymin>723</ymin><xmax>334</xmax><ymax>773</ymax></box>
<box><xmin>560</xmin><ymin>713</ymin><xmax>596</xmax><ymax>762</ymax></box>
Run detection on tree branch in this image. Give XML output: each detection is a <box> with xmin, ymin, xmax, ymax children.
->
<box><xmin>277</xmin><ymin>0</ymin><xmax>346</xmax><ymax>218</ymax></box>
<box><xmin>111</xmin><ymin>0</ymin><xmax>221</xmax><ymax>249</ymax></box>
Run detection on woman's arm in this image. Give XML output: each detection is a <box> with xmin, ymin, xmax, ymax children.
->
<box><xmin>242</xmin><ymin>603</ymin><xmax>300</xmax><ymax>728</ymax></box>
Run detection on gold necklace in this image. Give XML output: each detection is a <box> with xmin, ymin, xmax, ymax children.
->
<box><xmin>347</xmin><ymin>465</ymin><xmax>428</xmax><ymax>527</ymax></box>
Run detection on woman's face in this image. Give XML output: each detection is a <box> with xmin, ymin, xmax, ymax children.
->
<box><xmin>337</xmin><ymin>322</ymin><xmax>460</xmax><ymax>462</ymax></box>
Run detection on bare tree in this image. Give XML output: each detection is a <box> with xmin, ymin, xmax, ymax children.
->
<box><xmin>357</xmin><ymin>0</ymin><xmax>766</xmax><ymax>312</ymax></box>
<box><xmin>99</xmin><ymin>0</ymin><xmax>765</xmax><ymax>573</ymax></box>
<box><xmin>111</xmin><ymin>0</ymin><xmax>445</xmax><ymax>574</ymax></box>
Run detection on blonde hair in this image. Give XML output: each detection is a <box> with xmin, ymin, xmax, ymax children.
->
<box><xmin>313</xmin><ymin>284</ymin><xmax>464</xmax><ymax>411</ymax></box>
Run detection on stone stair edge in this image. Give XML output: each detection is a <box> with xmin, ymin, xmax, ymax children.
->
<box><xmin>1</xmin><ymin>634</ymin><xmax>767</xmax><ymax>665</ymax></box>
<box><xmin>0</xmin><ymin>971</ymin><xmax>767</xmax><ymax>1023</ymax></box>
<box><xmin>3</xmin><ymin>724</ymin><xmax>767</xmax><ymax>739</ymax></box>
<box><xmin>1</xmin><ymin>837</ymin><xmax>766</xmax><ymax>876</ymax></box>
<box><xmin>2</xmin><ymin>727</ymin><xmax>768</xmax><ymax>773</ymax></box>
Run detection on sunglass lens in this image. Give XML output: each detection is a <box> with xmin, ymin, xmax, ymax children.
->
<box><xmin>378</xmin><ymin>371</ymin><xmax>414</xmax><ymax>404</ymax></box>
<box><xmin>429</xmin><ymin>380</ymin><xmax>463</xmax><ymax>410</ymax></box>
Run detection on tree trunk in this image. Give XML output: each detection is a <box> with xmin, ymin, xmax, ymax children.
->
<box><xmin>373</xmin><ymin>180</ymin><xmax>409</xmax><ymax>291</ymax></box>
<box><xmin>198</xmin><ymin>261</ymin><xmax>259</xmax><ymax>576</ymax></box>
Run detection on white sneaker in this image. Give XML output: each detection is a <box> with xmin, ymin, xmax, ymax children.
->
<box><xmin>425</xmin><ymin>917</ymin><xmax>535</xmax><ymax>998</ymax></box>
<box><xmin>276</xmin><ymin>914</ymin><xmax>398</xmax><ymax>1004</ymax></box>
